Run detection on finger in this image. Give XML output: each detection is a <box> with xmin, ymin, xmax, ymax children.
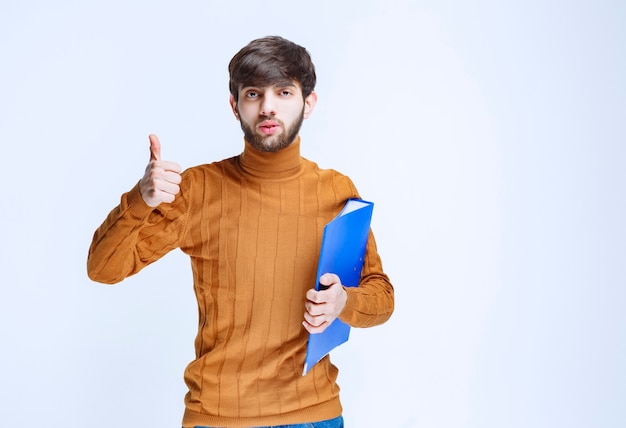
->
<box><xmin>305</xmin><ymin>300</ymin><xmax>324</xmax><ymax>316</ymax></box>
<box><xmin>160</xmin><ymin>161</ymin><xmax>183</xmax><ymax>175</ymax></box>
<box><xmin>160</xmin><ymin>178</ymin><xmax>181</xmax><ymax>195</ymax></box>
<box><xmin>319</xmin><ymin>273</ymin><xmax>340</xmax><ymax>287</ymax></box>
<box><xmin>154</xmin><ymin>180</ymin><xmax>180</xmax><ymax>197</ymax></box>
<box><xmin>303</xmin><ymin>311</ymin><xmax>326</xmax><ymax>327</ymax></box>
<box><xmin>306</xmin><ymin>288</ymin><xmax>326</xmax><ymax>304</ymax></box>
<box><xmin>302</xmin><ymin>321</ymin><xmax>315</xmax><ymax>334</ymax></box>
<box><xmin>305</xmin><ymin>288</ymin><xmax>318</xmax><ymax>301</ymax></box>
<box><xmin>163</xmin><ymin>171</ymin><xmax>182</xmax><ymax>185</ymax></box>
<box><xmin>156</xmin><ymin>190</ymin><xmax>177</xmax><ymax>204</ymax></box>
<box><xmin>149</xmin><ymin>134</ymin><xmax>161</xmax><ymax>161</ymax></box>
<box><xmin>302</xmin><ymin>319</ymin><xmax>329</xmax><ymax>334</ymax></box>
<box><xmin>310</xmin><ymin>314</ymin><xmax>327</xmax><ymax>327</ymax></box>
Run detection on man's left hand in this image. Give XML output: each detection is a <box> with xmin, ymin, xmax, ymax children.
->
<box><xmin>303</xmin><ymin>273</ymin><xmax>348</xmax><ymax>334</ymax></box>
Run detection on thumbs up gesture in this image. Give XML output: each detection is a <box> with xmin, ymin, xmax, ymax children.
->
<box><xmin>139</xmin><ymin>134</ymin><xmax>182</xmax><ymax>208</ymax></box>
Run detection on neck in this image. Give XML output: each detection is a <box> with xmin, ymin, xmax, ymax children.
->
<box><xmin>239</xmin><ymin>136</ymin><xmax>303</xmax><ymax>180</ymax></box>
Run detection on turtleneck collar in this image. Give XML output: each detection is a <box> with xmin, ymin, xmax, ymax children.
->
<box><xmin>238</xmin><ymin>136</ymin><xmax>304</xmax><ymax>180</ymax></box>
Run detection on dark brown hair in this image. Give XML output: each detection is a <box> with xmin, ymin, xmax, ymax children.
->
<box><xmin>228</xmin><ymin>36</ymin><xmax>316</xmax><ymax>102</ymax></box>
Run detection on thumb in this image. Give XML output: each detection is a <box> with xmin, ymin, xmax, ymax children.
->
<box><xmin>319</xmin><ymin>273</ymin><xmax>340</xmax><ymax>288</ymax></box>
<box><xmin>149</xmin><ymin>134</ymin><xmax>161</xmax><ymax>161</ymax></box>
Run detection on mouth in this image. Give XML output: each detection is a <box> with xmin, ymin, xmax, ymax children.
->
<box><xmin>258</xmin><ymin>120</ymin><xmax>280</xmax><ymax>135</ymax></box>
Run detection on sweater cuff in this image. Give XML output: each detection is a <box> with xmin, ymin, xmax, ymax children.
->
<box><xmin>338</xmin><ymin>287</ymin><xmax>359</xmax><ymax>325</ymax></box>
<box><xmin>125</xmin><ymin>182</ymin><xmax>155</xmax><ymax>220</ymax></box>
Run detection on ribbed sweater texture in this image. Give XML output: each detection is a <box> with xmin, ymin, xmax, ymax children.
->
<box><xmin>87</xmin><ymin>138</ymin><xmax>394</xmax><ymax>427</ymax></box>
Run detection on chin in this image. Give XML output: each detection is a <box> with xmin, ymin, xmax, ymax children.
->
<box><xmin>255</xmin><ymin>136</ymin><xmax>290</xmax><ymax>152</ymax></box>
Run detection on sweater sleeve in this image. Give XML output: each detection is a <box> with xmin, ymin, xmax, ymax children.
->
<box><xmin>86</xmin><ymin>180</ymin><xmax>189</xmax><ymax>284</ymax></box>
<box><xmin>338</xmin><ymin>229</ymin><xmax>394</xmax><ymax>328</ymax></box>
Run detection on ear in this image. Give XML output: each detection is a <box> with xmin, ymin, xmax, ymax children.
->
<box><xmin>229</xmin><ymin>94</ymin><xmax>239</xmax><ymax>120</ymax></box>
<box><xmin>303</xmin><ymin>91</ymin><xmax>318</xmax><ymax>119</ymax></box>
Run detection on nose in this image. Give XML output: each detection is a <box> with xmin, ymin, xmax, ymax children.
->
<box><xmin>260</xmin><ymin>92</ymin><xmax>276</xmax><ymax>117</ymax></box>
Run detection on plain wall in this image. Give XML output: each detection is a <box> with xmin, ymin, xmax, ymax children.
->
<box><xmin>1</xmin><ymin>1</ymin><xmax>624</xmax><ymax>427</ymax></box>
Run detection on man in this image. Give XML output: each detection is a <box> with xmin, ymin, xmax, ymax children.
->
<box><xmin>87</xmin><ymin>36</ymin><xmax>394</xmax><ymax>428</ymax></box>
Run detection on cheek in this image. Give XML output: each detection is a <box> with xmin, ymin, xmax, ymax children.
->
<box><xmin>287</xmin><ymin>103</ymin><xmax>305</xmax><ymax>119</ymax></box>
<box><xmin>236</xmin><ymin>105</ymin><xmax>255</xmax><ymax>122</ymax></box>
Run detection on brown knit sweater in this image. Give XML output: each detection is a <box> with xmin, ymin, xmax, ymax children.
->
<box><xmin>87</xmin><ymin>137</ymin><xmax>394</xmax><ymax>427</ymax></box>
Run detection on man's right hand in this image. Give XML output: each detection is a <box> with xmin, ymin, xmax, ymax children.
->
<box><xmin>139</xmin><ymin>134</ymin><xmax>182</xmax><ymax>208</ymax></box>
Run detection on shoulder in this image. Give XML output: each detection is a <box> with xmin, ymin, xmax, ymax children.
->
<box><xmin>302</xmin><ymin>157</ymin><xmax>360</xmax><ymax>198</ymax></box>
<box><xmin>181</xmin><ymin>155</ymin><xmax>240</xmax><ymax>181</ymax></box>
<box><xmin>173</xmin><ymin>156</ymin><xmax>240</xmax><ymax>206</ymax></box>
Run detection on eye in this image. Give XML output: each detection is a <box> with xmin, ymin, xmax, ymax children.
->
<box><xmin>279</xmin><ymin>89</ymin><xmax>293</xmax><ymax>97</ymax></box>
<box><xmin>246</xmin><ymin>91</ymin><xmax>259</xmax><ymax>99</ymax></box>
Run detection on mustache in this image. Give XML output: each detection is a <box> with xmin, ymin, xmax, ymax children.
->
<box><xmin>256</xmin><ymin>116</ymin><xmax>282</xmax><ymax>125</ymax></box>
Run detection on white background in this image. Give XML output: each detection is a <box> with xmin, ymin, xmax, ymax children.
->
<box><xmin>1</xmin><ymin>1</ymin><xmax>624</xmax><ymax>427</ymax></box>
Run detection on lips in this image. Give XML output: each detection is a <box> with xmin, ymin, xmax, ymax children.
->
<box><xmin>258</xmin><ymin>120</ymin><xmax>280</xmax><ymax>135</ymax></box>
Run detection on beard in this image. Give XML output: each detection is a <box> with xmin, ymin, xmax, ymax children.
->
<box><xmin>238</xmin><ymin>107</ymin><xmax>305</xmax><ymax>153</ymax></box>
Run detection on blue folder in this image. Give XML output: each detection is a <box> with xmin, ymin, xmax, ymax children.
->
<box><xmin>303</xmin><ymin>198</ymin><xmax>374</xmax><ymax>375</ymax></box>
